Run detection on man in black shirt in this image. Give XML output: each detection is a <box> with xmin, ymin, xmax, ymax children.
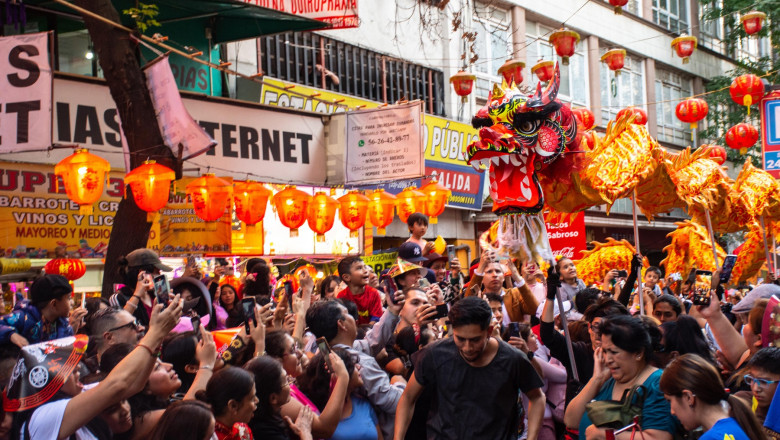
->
<box><xmin>394</xmin><ymin>297</ymin><xmax>546</xmax><ymax>439</ymax></box>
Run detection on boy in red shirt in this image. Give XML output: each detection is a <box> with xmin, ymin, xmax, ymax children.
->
<box><xmin>336</xmin><ymin>256</ymin><xmax>383</xmax><ymax>325</ymax></box>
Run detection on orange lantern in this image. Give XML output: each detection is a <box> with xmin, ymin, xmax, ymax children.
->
<box><xmin>273</xmin><ymin>186</ymin><xmax>311</xmax><ymax>237</ymax></box>
<box><xmin>616</xmin><ymin>107</ymin><xmax>648</xmax><ymax>125</ymax></box>
<box><xmin>54</xmin><ymin>148</ymin><xmax>111</xmax><ymax>215</ymax></box>
<box><xmin>572</xmin><ymin>108</ymin><xmax>595</xmax><ymax>131</ymax></box>
<box><xmin>450</xmin><ymin>71</ymin><xmax>476</xmax><ymax>101</ymax></box>
<box><xmin>497</xmin><ymin>58</ymin><xmax>525</xmax><ymax>85</ymax></box>
<box><xmin>234</xmin><ymin>181</ymin><xmax>272</xmax><ymax>232</ymax></box>
<box><xmin>44</xmin><ymin>258</ymin><xmax>86</xmax><ymax>281</ymax></box>
<box><xmin>337</xmin><ymin>191</ymin><xmax>370</xmax><ymax>238</ymax></box>
<box><xmin>601</xmin><ymin>49</ymin><xmax>625</xmax><ymax>76</ymax></box>
<box><xmin>730</xmin><ymin>74</ymin><xmax>765</xmax><ymax>116</ymax></box>
<box><xmin>294</xmin><ymin>264</ymin><xmax>318</xmax><ymax>281</ymax></box>
<box><xmin>396</xmin><ymin>186</ymin><xmax>426</xmax><ymax>223</ymax></box>
<box><xmin>307</xmin><ymin>192</ymin><xmax>338</xmax><ymax>242</ymax></box>
<box><xmin>419</xmin><ymin>179</ymin><xmax>451</xmax><ymax>224</ymax></box>
<box><xmin>549</xmin><ymin>29</ymin><xmax>580</xmax><ymax>65</ymax></box>
<box><xmin>726</xmin><ymin>123</ymin><xmax>759</xmax><ymax>155</ymax></box>
<box><xmin>531</xmin><ymin>60</ymin><xmax>555</xmax><ymax>83</ymax></box>
<box><xmin>124</xmin><ymin>160</ymin><xmax>175</xmax><ymax>222</ymax></box>
<box><xmin>702</xmin><ymin>144</ymin><xmax>726</xmax><ymax>165</ymax></box>
<box><xmin>671</xmin><ymin>34</ymin><xmax>697</xmax><ymax>64</ymax></box>
<box><xmin>368</xmin><ymin>189</ymin><xmax>396</xmax><ymax>235</ymax></box>
<box><xmin>608</xmin><ymin>0</ymin><xmax>628</xmax><ymax>14</ymax></box>
<box><xmin>186</xmin><ymin>174</ymin><xmax>232</xmax><ymax>226</ymax></box>
<box><xmin>741</xmin><ymin>11</ymin><xmax>766</xmax><ymax>35</ymax></box>
<box><xmin>675</xmin><ymin>98</ymin><xmax>709</xmax><ymax>129</ymax></box>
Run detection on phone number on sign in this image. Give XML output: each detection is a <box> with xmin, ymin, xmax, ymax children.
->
<box><xmin>366</xmin><ymin>135</ymin><xmax>410</xmax><ymax>145</ymax></box>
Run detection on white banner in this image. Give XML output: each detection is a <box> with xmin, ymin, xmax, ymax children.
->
<box><xmin>0</xmin><ymin>32</ymin><xmax>52</xmax><ymax>153</ymax></box>
<box><xmin>243</xmin><ymin>0</ymin><xmax>359</xmax><ymax>29</ymax></box>
<box><xmin>345</xmin><ymin>103</ymin><xmax>424</xmax><ymax>185</ymax></box>
<box><xmin>144</xmin><ymin>55</ymin><xmax>216</xmax><ymax>160</ymax></box>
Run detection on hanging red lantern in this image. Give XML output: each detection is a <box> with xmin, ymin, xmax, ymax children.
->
<box><xmin>531</xmin><ymin>60</ymin><xmax>555</xmax><ymax>83</ymax></box>
<box><xmin>549</xmin><ymin>29</ymin><xmax>580</xmax><ymax>65</ymax></box>
<box><xmin>273</xmin><ymin>186</ymin><xmax>311</xmax><ymax>237</ymax></box>
<box><xmin>671</xmin><ymin>34</ymin><xmax>697</xmax><ymax>64</ymax></box>
<box><xmin>741</xmin><ymin>11</ymin><xmax>766</xmax><ymax>35</ymax></box>
<box><xmin>185</xmin><ymin>174</ymin><xmax>232</xmax><ymax>231</ymax></box>
<box><xmin>675</xmin><ymin>98</ymin><xmax>709</xmax><ymax>129</ymax></box>
<box><xmin>44</xmin><ymin>258</ymin><xmax>86</xmax><ymax>281</ymax></box>
<box><xmin>337</xmin><ymin>191</ymin><xmax>370</xmax><ymax>238</ymax></box>
<box><xmin>608</xmin><ymin>0</ymin><xmax>629</xmax><ymax>14</ymax></box>
<box><xmin>396</xmin><ymin>187</ymin><xmax>426</xmax><ymax>223</ymax></box>
<box><xmin>307</xmin><ymin>192</ymin><xmax>338</xmax><ymax>242</ymax></box>
<box><xmin>572</xmin><ymin>108</ymin><xmax>595</xmax><ymax>131</ymax></box>
<box><xmin>725</xmin><ymin>123</ymin><xmax>759</xmax><ymax>155</ymax></box>
<box><xmin>450</xmin><ymin>71</ymin><xmax>476</xmax><ymax>101</ymax></box>
<box><xmin>54</xmin><ymin>149</ymin><xmax>111</xmax><ymax>215</ymax></box>
<box><xmin>124</xmin><ymin>160</ymin><xmax>175</xmax><ymax>222</ymax></box>
<box><xmin>497</xmin><ymin>58</ymin><xmax>525</xmax><ymax>85</ymax></box>
<box><xmin>616</xmin><ymin>107</ymin><xmax>648</xmax><ymax>125</ymax></box>
<box><xmin>419</xmin><ymin>179</ymin><xmax>451</xmax><ymax>224</ymax></box>
<box><xmin>730</xmin><ymin>74</ymin><xmax>765</xmax><ymax>116</ymax></box>
<box><xmin>701</xmin><ymin>144</ymin><xmax>727</xmax><ymax>165</ymax></box>
<box><xmin>234</xmin><ymin>181</ymin><xmax>272</xmax><ymax>232</ymax></box>
<box><xmin>601</xmin><ymin>49</ymin><xmax>626</xmax><ymax>76</ymax></box>
<box><xmin>368</xmin><ymin>189</ymin><xmax>396</xmax><ymax>235</ymax></box>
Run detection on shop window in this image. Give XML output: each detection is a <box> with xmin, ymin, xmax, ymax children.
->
<box><xmin>524</xmin><ymin>21</ymin><xmax>588</xmax><ymax>107</ymax></box>
<box><xmin>601</xmin><ymin>0</ymin><xmax>641</xmax><ymax>15</ymax></box>
<box><xmin>655</xmin><ymin>68</ymin><xmax>692</xmax><ymax>146</ymax></box>
<box><xmin>698</xmin><ymin>2</ymin><xmax>726</xmax><ymax>55</ymax></box>
<box><xmin>652</xmin><ymin>0</ymin><xmax>689</xmax><ymax>34</ymax></box>
<box><xmin>600</xmin><ymin>50</ymin><xmax>645</xmax><ymax>124</ymax></box>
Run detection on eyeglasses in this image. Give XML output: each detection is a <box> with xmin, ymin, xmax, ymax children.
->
<box><xmin>108</xmin><ymin>319</ymin><xmax>141</xmax><ymax>332</ymax></box>
<box><xmin>744</xmin><ymin>375</ymin><xmax>780</xmax><ymax>388</ymax></box>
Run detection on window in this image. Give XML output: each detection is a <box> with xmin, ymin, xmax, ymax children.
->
<box><xmin>698</xmin><ymin>2</ymin><xmax>726</xmax><ymax>55</ymax></box>
<box><xmin>652</xmin><ymin>0</ymin><xmax>689</xmax><ymax>34</ymax></box>
<box><xmin>600</xmin><ymin>50</ymin><xmax>644</xmax><ymax>123</ymax></box>
<box><xmin>655</xmin><ymin>68</ymin><xmax>692</xmax><ymax>146</ymax></box>
<box><xmin>472</xmin><ymin>4</ymin><xmax>510</xmax><ymax>100</ymax></box>
<box><xmin>525</xmin><ymin>21</ymin><xmax>588</xmax><ymax>107</ymax></box>
<box><xmin>602</xmin><ymin>0</ymin><xmax>641</xmax><ymax>15</ymax></box>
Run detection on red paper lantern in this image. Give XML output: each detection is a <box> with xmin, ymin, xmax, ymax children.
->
<box><xmin>44</xmin><ymin>258</ymin><xmax>86</xmax><ymax>281</ymax></box>
<box><xmin>572</xmin><ymin>108</ymin><xmax>596</xmax><ymax>131</ymax></box>
<box><xmin>185</xmin><ymin>174</ymin><xmax>232</xmax><ymax>227</ymax></box>
<box><xmin>450</xmin><ymin>71</ymin><xmax>476</xmax><ymax>100</ymax></box>
<box><xmin>338</xmin><ymin>191</ymin><xmax>370</xmax><ymax>238</ymax></box>
<box><xmin>307</xmin><ymin>192</ymin><xmax>338</xmax><ymax>242</ymax></box>
<box><xmin>741</xmin><ymin>11</ymin><xmax>766</xmax><ymax>35</ymax></box>
<box><xmin>601</xmin><ymin>49</ymin><xmax>626</xmax><ymax>76</ymax></box>
<box><xmin>730</xmin><ymin>74</ymin><xmax>765</xmax><ymax>116</ymax></box>
<box><xmin>725</xmin><ymin>123</ymin><xmax>759</xmax><ymax>155</ymax></box>
<box><xmin>608</xmin><ymin>0</ymin><xmax>629</xmax><ymax>14</ymax></box>
<box><xmin>124</xmin><ymin>160</ymin><xmax>175</xmax><ymax>222</ymax></box>
<box><xmin>675</xmin><ymin>98</ymin><xmax>709</xmax><ymax>129</ymax></box>
<box><xmin>671</xmin><ymin>35</ymin><xmax>697</xmax><ymax>64</ymax></box>
<box><xmin>54</xmin><ymin>149</ymin><xmax>111</xmax><ymax>215</ymax></box>
<box><xmin>273</xmin><ymin>186</ymin><xmax>311</xmax><ymax>237</ymax></box>
<box><xmin>368</xmin><ymin>189</ymin><xmax>396</xmax><ymax>235</ymax></box>
<box><xmin>497</xmin><ymin>58</ymin><xmax>525</xmax><ymax>85</ymax></box>
<box><xmin>531</xmin><ymin>60</ymin><xmax>555</xmax><ymax>83</ymax></box>
<box><xmin>396</xmin><ymin>187</ymin><xmax>426</xmax><ymax>223</ymax></box>
<box><xmin>549</xmin><ymin>29</ymin><xmax>581</xmax><ymax>65</ymax></box>
<box><xmin>702</xmin><ymin>144</ymin><xmax>726</xmax><ymax>165</ymax></box>
<box><xmin>419</xmin><ymin>179</ymin><xmax>451</xmax><ymax>224</ymax></box>
<box><xmin>616</xmin><ymin>107</ymin><xmax>648</xmax><ymax>125</ymax></box>
<box><xmin>234</xmin><ymin>181</ymin><xmax>272</xmax><ymax>231</ymax></box>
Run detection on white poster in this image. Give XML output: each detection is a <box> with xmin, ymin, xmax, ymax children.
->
<box><xmin>241</xmin><ymin>0</ymin><xmax>359</xmax><ymax>29</ymax></box>
<box><xmin>345</xmin><ymin>102</ymin><xmax>424</xmax><ymax>185</ymax></box>
<box><xmin>144</xmin><ymin>55</ymin><xmax>216</xmax><ymax>160</ymax></box>
<box><xmin>0</xmin><ymin>32</ymin><xmax>52</xmax><ymax>153</ymax></box>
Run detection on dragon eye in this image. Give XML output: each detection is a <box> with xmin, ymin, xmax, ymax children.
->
<box><xmin>519</xmin><ymin>121</ymin><xmax>535</xmax><ymax>133</ymax></box>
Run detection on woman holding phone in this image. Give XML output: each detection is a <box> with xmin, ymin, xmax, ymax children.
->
<box><xmin>110</xmin><ymin>248</ymin><xmax>173</xmax><ymax>327</ymax></box>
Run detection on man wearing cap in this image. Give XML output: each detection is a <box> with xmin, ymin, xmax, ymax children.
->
<box><xmin>397</xmin><ymin>242</ymin><xmax>437</xmax><ymax>285</ymax></box>
<box><xmin>422</xmin><ymin>252</ymin><xmax>463</xmax><ymax>303</ymax></box>
<box><xmin>0</xmin><ymin>274</ymin><xmax>76</xmax><ymax>347</ymax></box>
<box><xmin>109</xmin><ymin>248</ymin><xmax>172</xmax><ymax>327</ymax></box>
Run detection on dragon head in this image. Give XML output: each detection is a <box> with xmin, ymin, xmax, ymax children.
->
<box><xmin>466</xmin><ymin>64</ymin><xmax>577</xmax><ymax>215</ymax></box>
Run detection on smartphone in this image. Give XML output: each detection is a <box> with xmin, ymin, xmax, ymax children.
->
<box><xmin>153</xmin><ymin>274</ymin><xmax>170</xmax><ymax>307</ymax></box>
<box><xmin>80</xmin><ymin>292</ymin><xmax>86</xmax><ymax>308</ymax></box>
<box><xmin>418</xmin><ymin>278</ymin><xmax>431</xmax><ymax>289</ymax></box>
<box><xmin>316</xmin><ymin>337</ymin><xmax>332</xmax><ymax>370</ymax></box>
<box><xmin>693</xmin><ymin>270</ymin><xmax>713</xmax><ymax>306</ymax></box>
<box><xmin>508</xmin><ymin>322</ymin><xmax>521</xmax><ymax>339</ymax></box>
<box><xmin>191</xmin><ymin>316</ymin><xmax>201</xmax><ymax>341</ymax></box>
<box><xmin>435</xmin><ymin>303</ymin><xmax>449</xmax><ymax>319</ymax></box>
<box><xmin>720</xmin><ymin>255</ymin><xmax>737</xmax><ymax>284</ymax></box>
<box><xmin>616</xmin><ymin>270</ymin><xmax>628</xmax><ymax>278</ymax></box>
<box><xmin>380</xmin><ymin>275</ymin><xmax>398</xmax><ymax>304</ymax></box>
<box><xmin>446</xmin><ymin>245</ymin><xmax>455</xmax><ymax>260</ymax></box>
<box><xmin>284</xmin><ymin>281</ymin><xmax>294</xmax><ymax>309</ymax></box>
<box><xmin>241</xmin><ymin>297</ymin><xmax>257</xmax><ymax>332</ymax></box>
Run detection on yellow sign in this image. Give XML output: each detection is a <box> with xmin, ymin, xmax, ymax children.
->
<box><xmin>362</xmin><ymin>252</ymin><xmax>398</xmax><ymax>274</ymax></box>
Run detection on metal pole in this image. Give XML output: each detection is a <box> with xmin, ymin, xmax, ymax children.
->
<box><xmin>703</xmin><ymin>209</ymin><xmax>721</xmax><ymax>270</ymax></box>
<box><xmin>760</xmin><ymin>215</ymin><xmax>773</xmax><ymax>275</ymax></box>
<box><xmin>631</xmin><ymin>190</ymin><xmax>644</xmax><ymax>315</ymax></box>
<box><xmin>773</xmin><ymin>234</ymin><xmax>778</xmax><ymax>277</ymax></box>
<box><xmin>553</xmin><ymin>263</ymin><xmax>579</xmax><ymax>382</ymax></box>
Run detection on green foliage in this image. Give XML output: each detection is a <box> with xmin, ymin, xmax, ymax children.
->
<box><xmin>123</xmin><ymin>3</ymin><xmax>161</xmax><ymax>33</ymax></box>
<box><xmin>697</xmin><ymin>0</ymin><xmax>779</xmax><ymax>166</ymax></box>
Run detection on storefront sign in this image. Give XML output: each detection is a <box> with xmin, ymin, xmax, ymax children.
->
<box><xmin>0</xmin><ymin>32</ymin><xmax>52</xmax><ymax>153</ymax></box>
<box><xmin>362</xmin><ymin>251</ymin><xmax>397</xmax><ymax>274</ymax></box>
<box><xmin>242</xmin><ymin>0</ymin><xmax>359</xmax><ymax>29</ymax></box>
<box><xmin>544</xmin><ymin>211</ymin><xmax>587</xmax><ymax>260</ymax></box>
<box><xmin>761</xmin><ymin>90</ymin><xmax>780</xmax><ymax>178</ymax></box>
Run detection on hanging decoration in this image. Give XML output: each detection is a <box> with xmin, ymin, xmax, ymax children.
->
<box><xmin>616</xmin><ymin>107</ymin><xmax>648</xmax><ymax>125</ymax></box>
<box><xmin>549</xmin><ymin>29</ymin><xmax>580</xmax><ymax>65</ymax></box>
<box><xmin>661</xmin><ymin>220</ymin><xmax>725</xmax><ymax>277</ymax></box>
<box><xmin>497</xmin><ymin>58</ymin><xmax>525</xmax><ymax>85</ymax></box>
<box><xmin>272</xmin><ymin>186</ymin><xmax>311</xmax><ymax>237</ymax></box>
<box><xmin>608</xmin><ymin>0</ymin><xmax>629</xmax><ymax>14</ymax></box>
<box><xmin>186</xmin><ymin>174</ymin><xmax>233</xmax><ymax>228</ymax></box>
<box><xmin>307</xmin><ymin>192</ymin><xmax>338</xmax><ymax>242</ymax></box>
<box><xmin>726</xmin><ymin>123</ymin><xmax>759</xmax><ymax>154</ymax></box>
<box><xmin>368</xmin><ymin>189</ymin><xmax>396</xmax><ymax>235</ymax></box>
<box><xmin>675</xmin><ymin>98</ymin><xmax>708</xmax><ymax>129</ymax></box>
<box><xmin>601</xmin><ymin>49</ymin><xmax>626</xmax><ymax>76</ymax></box>
<box><xmin>124</xmin><ymin>160</ymin><xmax>175</xmax><ymax>222</ymax></box>
<box><xmin>419</xmin><ymin>179</ymin><xmax>451</xmax><ymax>224</ymax></box>
<box><xmin>54</xmin><ymin>149</ymin><xmax>111</xmax><ymax>215</ymax></box>
<box><xmin>701</xmin><ymin>144</ymin><xmax>726</xmax><ymax>165</ymax></box>
<box><xmin>337</xmin><ymin>191</ymin><xmax>370</xmax><ymax>238</ymax></box>
<box><xmin>531</xmin><ymin>60</ymin><xmax>555</xmax><ymax>83</ymax></box>
<box><xmin>450</xmin><ymin>71</ymin><xmax>476</xmax><ymax>101</ymax></box>
<box><xmin>576</xmin><ymin>238</ymin><xmax>636</xmax><ymax>285</ymax></box>
<box><xmin>44</xmin><ymin>258</ymin><xmax>86</xmax><ymax>281</ymax></box>
<box><xmin>580</xmin><ymin>130</ymin><xmax>596</xmax><ymax>150</ymax></box>
<box><xmin>396</xmin><ymin>186</ymin><xmax>426</xmax><ymax>224</ymax></box>
<box><xmin>572</xmin><ymin>108</ymin><xmax>596</xmax><ymax>131</ymax></box>
<box><xmin>741</xmin><ymin>11</ymin><xmax>766</xmax><ymax>35</ymax></box>
<box><xmin>671</xmin><ymin>34</ymin><xmax>697</xmax><ymax>64</ymax></box>
<box><xmin>234</xmin><ymin>181</ymin><xmax>272</xmax><ymax>231</ymax></box>
<box><xmin>730</xmin><ymin>74</ymin><xmax>765</xmax><ymax>116</ymax></box>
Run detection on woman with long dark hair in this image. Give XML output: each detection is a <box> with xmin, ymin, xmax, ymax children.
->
<box><xmin>149</xmin><ymin>400</ymin><xmax>215</xmax><ymax>440</ymax></box>
<box><xmin>198</xmin><ymin>367</ymin><xmax>258</xmax><ymax>440</ymax></box>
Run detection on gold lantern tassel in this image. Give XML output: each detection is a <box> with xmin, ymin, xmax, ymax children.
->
<box><xmin>377</xmin><ymin>227</ymin><xmax>386</xmax><ymax>235</ymax></box>
<box><xmin>206</xmin><ymin>222</ymin><xmax>217</xmax><ymax>231</ymax></box>
<box><xmin>290</xmin><ymin>228</ymin><xmax>299</xmax><ymax>238</ymax></box>
<box><xmin>316</xmin><ymin>234</ymin><xmax>326</xmax><ymax>242</ymax></box>
<box><xmin>147</xmin><ymin>212</ymin><xmax>160</xmax><ymax>223</ymax></box>
<box><xmin>245</xmin><ymin>223</ymin><xmax>256</xmax><ymax>233</ymax></box>
<box><xmin>430</xmin><ymin>216</ymin><xmax>438</xmax><ymax>224</ymax></box>
<box><xmin>350</xmin><ymin>230</ymin><xmax>359</xmax><ymax>238</ymax></box>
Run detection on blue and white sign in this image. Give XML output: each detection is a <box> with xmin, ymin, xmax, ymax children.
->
<box><xmin>761</xmin><ymin>91</ymin><xmax>780</xmax><ymax>178</ymax></box>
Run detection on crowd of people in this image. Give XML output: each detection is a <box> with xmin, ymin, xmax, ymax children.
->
<box><xmin>0</xmin><ymin>212</ymin><xmax>777</xmax><ymax>440</ymax></box>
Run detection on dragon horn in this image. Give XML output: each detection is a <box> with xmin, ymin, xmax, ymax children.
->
<box><xmin>526</xmin><ymin>62</ymin><xmax>561</xmax><ymax>109</ymax></box>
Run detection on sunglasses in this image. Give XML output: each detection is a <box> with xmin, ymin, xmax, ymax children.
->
<box><xmin>744</xmin><ymin>375</ymin><xmax>780</xmax><ymax>388</ymax></box>
<box><xmin>108</xmin><ymin>319</ymin><xmax>141</xmax><ymax>333</ymax></box>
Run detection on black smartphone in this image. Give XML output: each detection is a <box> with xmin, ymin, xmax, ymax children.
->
<box><xmin>508</xmin><ymin>322</ymin><xmax>521</xmax><ymax>338</ymax></box>
<box><xmin>446</xmin><ymin>244</ymin><xmax>455</xmax><ymax>260</ymax></box>
<box><xmin>153</xmin><ymin>274</ymin><xmax>170</xmax><ymax>307</ymax></box>
<box><xmin>616</xmin><ymin>270</ymin><xmax>628</xmax><ymax>278</ymax></box>
<box><xmin>191</xmin><ymin>316</ymin><xmax>201</xmax><ymax>341</ymax></box>
<box><xmin>720</xmin><ymin>255</ymin><xmax>737</xmax><ymax>284</ymax></box>
<box><xmin>435</xmin><ymin>303</ymin><xmax>449</xmax><ymax>319</ymax></box>
<box><xmin>380</xmin><ymin>275</ymin><xmax>398</xmax><ymax>305</ymax></box>
<box><xmin>241</xmin><ymin>297</ymin><xmax>257</xmax><ymax>332</ymax></box>
<box><xmin>316</xmin><ymin>337</ymin><xmax>332</xmax><ymax>370</ymax></box>
<box><xmin>693</xmin><ymin>270</ymin><xmax>713</xmax><ymax>306</ymax></box>
<box><xmin>284</xmin><ymin>281</ymin><xmax>294</xmax><ymax>309</ymax></box>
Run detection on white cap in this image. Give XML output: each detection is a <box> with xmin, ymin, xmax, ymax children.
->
<box><xmin>536</xmin><ymin>299</ymin><xmax>572</xmax><ymax>319</ymax></box>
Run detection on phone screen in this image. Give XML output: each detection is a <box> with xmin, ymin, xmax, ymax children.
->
<box><xmin>284</xmin><ymin>281</ymin><xmax>294</xmax><ymax>308</ymax></box>
<box><xmin>693</xmin><ymin>270</ymin><xmax>713</xmax><ymax>305</ymax></box>
<box><xmin>153</xmin><ymin>275</ymin><xmax>170</xmax><ymax>307</ymax></box>
<box><xmin>435</xmin><ymin>304</ymin><xmax>449</xmax><ymax>320</ymax></box>
<box><xmin>191</xmin><ymin>316</ymin><xmax>201</xmax><ymax>341</ymax></box>
<box><xmin>80</xmin><ymin>292</ymin><xmax>86</xmax><ymax>308</ymax></box>
<box><xmin>381</xmin><ymin>275</ymin><xmax>398</xmax><ymax>304</ymax></box>
<box><xmin>720</xmin><ymin>255</ymin><xmax>737</xmax><ymax>283</ymax></box>
<box><xmin>616</xmin><ymin>270</ymin><xmax>628</xmax><ymax>278</ymax></box>
<box><xmin>446</xmin><ymin>245</ymin><xmax>455</xmax><ymax>260</ymax></box>
<box><xmin>316</xmin><ymin>337</ymin><xmax>332</xmax><ymax>369</ymax></box>
<box><xmin>241</xmin><ymin>298</ymin><xmax>257</xmax><ymax>332</ymax></box>
<box><xmin>509</xmin><ymin>322</ymin><xmax>521</xmax><ymax>338</ymax></box>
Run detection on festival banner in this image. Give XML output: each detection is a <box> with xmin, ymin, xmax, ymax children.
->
<box><xmin>0</xmin><ymin>32</ymin><xmax>52</xmax><ymax>153</ymax></box>
<box><xmin>241</xmin><ymin>0</ymin><xmax>359</xmax><ymax>29</ymax></box>
<box><xmin>544</xmin><ymin>211</ymin><xmax>587</xmax><ymax>260</ymax></box>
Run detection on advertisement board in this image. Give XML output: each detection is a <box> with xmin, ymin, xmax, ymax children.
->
<box><xmin>241</xmin><ymin>0</ymin><xmax>359</xmax><ymax>29</ymax></box>
<box><xmin>761</xmin><ymin>90</ymin><xmax>780</xmax><ymax>179</ymax></box>
<box><xmin>544</xmin><ymin>211</ymin><xmax>587</xmax><ymax>260</ymax></box>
